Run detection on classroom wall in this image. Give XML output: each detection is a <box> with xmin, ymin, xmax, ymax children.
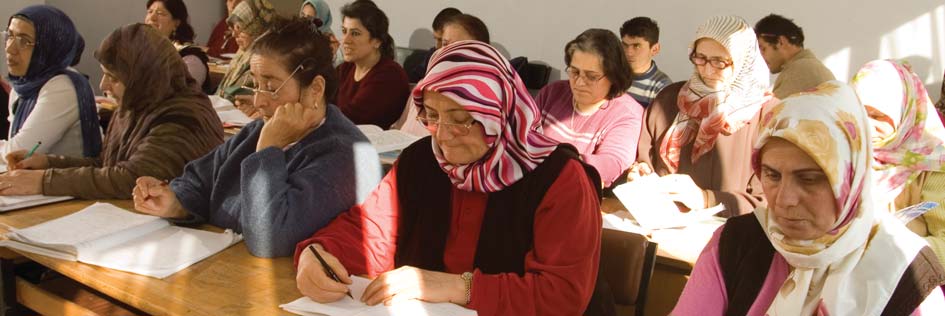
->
<box><xmin>315</xmin><ymin>0</ymin><xmax>945</xmax><ymax>100</ymax></box>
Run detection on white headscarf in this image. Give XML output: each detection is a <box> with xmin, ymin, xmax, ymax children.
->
<box><xmin>753</xmin><ymin>81</ymin><xmax>929</xmax><ymax>315</ymax></box>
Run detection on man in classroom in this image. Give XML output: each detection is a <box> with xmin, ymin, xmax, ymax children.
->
<box><xmin>619</xmin><ymin>16</ymin><xmax>672</xmax><ymax>108</ymax></box>
<box><xmin>755</xmin><ymin>13</ymin><xmax>836</xmax><ymax>99</ymax></box>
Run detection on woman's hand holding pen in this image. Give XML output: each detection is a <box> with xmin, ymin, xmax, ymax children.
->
<box><xmin>5</xmin><ymin>149</ymin><xmax>49</xmax><ymax>170</ymax></box>
<box><xmin>297</xmin><ymin>244</ymin><xmax>353</xmax><ymax>303</ymax></box>
<box><xmin>133</xmin><ymin>176</ymin><xmax>187</xmax><ymax>219</ymax></box>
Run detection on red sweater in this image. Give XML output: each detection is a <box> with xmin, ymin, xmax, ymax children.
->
<box><xmin>335</xmin><ymin>59</ymin><xmax>410</xmax><ymax>128</ymax></box>
<box><xmin>294</xmin><ymin>160</ymin><xmax>601</xmax><ymax>316</ymax></box>
<box><xmin>206</xmin><ymin>18</ymin><xmax>238</xmax><ymax>58</ymax></box>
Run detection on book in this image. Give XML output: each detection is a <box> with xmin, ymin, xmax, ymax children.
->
<box><xmin>357</xmin><ymin>125</ymin><xmax>420</xmax><ymax>153</ymax></box>
<box><xmin>281</xmin><ymin>275</ymin><xmax>477</xmax><ymax>316</ymax></box>
<box><xmin>0</xmin><ymin>202</ymin><xmax>242</xmax><ymax>278</ymax></box>
<box><xmin>611</xmin><ymin>174</ymin><xmax>724</xmax><ymax>230</ymax></box>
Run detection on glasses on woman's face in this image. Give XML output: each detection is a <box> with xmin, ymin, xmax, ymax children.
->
<box><xmin>689</xmin><ymin>54</ymin><xmax>732</xmax><ymax>69</ymax></box>
<box><xmin>243</xmin><ymin>64</ymin><xmax>304</xmax><ymax>100</ymax></box>
<box><xmin>2</xmin><ymin>31</ymin><xmax>35</xmax><ymax>51</ymax></box>
<box><xmin>565</xmin><ymin>66</ymin><xmax>604</xmax><ymax>84</ymax></box>
<box><xmin>415</xmin><ymin>112</ymin><xmax>476</xmax><ymax>136</ymax></box>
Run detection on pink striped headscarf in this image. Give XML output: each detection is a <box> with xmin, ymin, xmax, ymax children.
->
<box><xmin>412</xmin><ymin>40</ymin><xmax>559</xmax><ymax>192</ymax></box>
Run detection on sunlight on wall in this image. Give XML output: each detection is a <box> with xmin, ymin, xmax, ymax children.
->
<box><xmin>823</xmin><ymin>47</ymin><xmax>851</xmax><ymax>83</ymax></box>
<box><xmin>879</xmin><ymin>5</ymin><xmax>945</xmax><ymax>85</ymax></box>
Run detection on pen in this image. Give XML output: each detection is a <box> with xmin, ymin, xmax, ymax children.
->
<box><xmin>23</xmin><ymin>141</ymin><xmax>41</xmax><ymax>159</ymax></box>
<box><xmin>308</xmin><ymin>244</ymin><xmax>353</xmax><ymax>299</ymax></box>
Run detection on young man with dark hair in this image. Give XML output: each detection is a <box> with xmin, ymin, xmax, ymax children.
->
<box><xmin>619</xmin><ymin>17</ymin><xmax>672</xmax><ymax>108</ymax></box>
<box><xmin>755</xmin><ymin>14</ymin><xmax>835</xmax><ymax>98</ymax></box>
<box><xmin>405</xmin><ymin>7</ymin><xmax>462</xmax><ymax>83</ymax></box>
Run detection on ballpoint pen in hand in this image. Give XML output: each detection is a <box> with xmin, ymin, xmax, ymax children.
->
<box><xmin>23</xmin><ymin>141</ymin><xmax>42</xmax><ymax>159</ymax></box>
<box><xmin>308</xmin><ymin>244</ymin><xmax>353</xmax><ymax>299</ymax></box>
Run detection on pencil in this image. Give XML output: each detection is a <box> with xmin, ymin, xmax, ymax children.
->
<box><xmin>308</xmin><ymin>245</ymin><xmax>353</xmax><ymax>299</ymax></box>
<box><xmin>24</xmin><ymin>141</ymin><xmax>42</xmax><ymax>159</ymax></box>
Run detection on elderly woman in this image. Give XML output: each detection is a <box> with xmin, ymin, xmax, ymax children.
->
<box><xmin>131</xmin><ymin>17</ymin><xmax>381</xmax><ymax>258</ymax></box>
<box><xmin>335</xmin><ymin>0</ymin><xmax>409</xmax><ymax>128</ymax></box>
<box><xmin>217</xmin><ymin>0</ymin><xmax>275</xmax><ymax>117</ymax></box>
<box><xmin>673</xmin><ymin>81</ymin><xmax>945</xmax><ymax>315</ymax></box>
<box><xmin>852</xmin><ymin>59</ymin><xmax>945</xmax><ymax>267</ymax></box>
<box><xmin>145</xmin><ymin>0</ymin><xmax>213</xmax><ymax>94</ymax></box>
<box><xmin>3</xmin><ymin>5</ymin><xmax>101</xmax><ymax>159</ymax></box>
<box><xmin>536</xmin><ymin>28</ymin><xmax>643</xmax><ymax>188</ymax></box>
<box><xmin>294</xmin><ymin>41</ymin><xmax>604</xmax><ymax>316</ymax></box>
<box><xmin>631</xmin><ymin>16</ymin><xmax>776</xmax><ymax>216</ymax></box>
<box><xmin>206</xmin><ymin>0</ymin><xmax>241</xmax><ymax>59</ymax></box>
<box><xmin>0</xmin><ymin>23</ymin><xmax>223</xmax><ymax>199</ymax></box>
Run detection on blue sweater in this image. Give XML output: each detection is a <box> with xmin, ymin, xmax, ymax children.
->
<box><xmin>170</xmin><ymin>104</ymin><xmax>382</xmax><ymax>257</ymax></box>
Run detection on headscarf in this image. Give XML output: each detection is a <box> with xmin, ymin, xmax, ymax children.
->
<box><xmin>219</xmin><ymin>0</ymin><xmax>276</xmax><ymax>98</ymax></box>
<box><xmin>227</xmin><ymin>0</ymin><xmax>276</xmax><ymax>38</ymax></box>
<box><xmin>850</xmin><ymin>59</ymin><xmax>945</xmax><ymax>202</ymax></box>
<box><xmin>412</xmin><ymin>40</ymin><xmax>558</xmax><ymax>192</ymax></box>
<box><xmin>301</xmin><ymin>0</ymin><xmax>333</xmax><ymax>35</ymax></box>
<box><xmin>752</xmin><ymin>81</ymin><xmax>928</xmax><ymax>315</ymax></box>
<box><xmin>95</xmin><ymin>23</ymin><xmax>222</xmax><ymax>166</ymax></box>
<box><xmin>659</xmin><ymin>16</ymin><xmax>771</xmax><ymax>173</ymax></box>
<box><xmin>6</xmin><ymin>5</ymin><xmax>101</xmax><ymax>157</ymax></box>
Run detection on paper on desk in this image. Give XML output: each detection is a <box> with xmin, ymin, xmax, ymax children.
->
<box><xmin>611</xmin><ymin>174</ymin><xmax>724</xmax><ymax>230</ymax></box>
<box><xmin>281</xmin><ymin>276</ymin><xmax>477</xmax><ymax>316</ymax></box>
<box><xmin>209</xmin><ymin>95</ymin><xmax>236</xmax><ymax>111</ymax></box>
<box><xmin>216</xmin><ymin>109</ymin><xmax>254</xmax><ymax>127</ymax></box>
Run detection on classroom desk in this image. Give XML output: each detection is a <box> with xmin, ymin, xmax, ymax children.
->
<box><xmin>600</xmin><ymin>198</ymin><xmax>716</xmax><ymax>316</ymax></box>
<box><xmin>208</xmin><ymin>63</ymin><xmax>229</xmax><ymax>91</ymax></box>
<box><xmin>0</xmin><ymin>199</ymin><xmax>300</xmax><ymax>316</ymax></box>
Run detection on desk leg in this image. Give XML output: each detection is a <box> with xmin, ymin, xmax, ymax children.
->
<box><xmin>0</xmin><ymin>258</ymin><xmax>22</xmax><ymax>316</ymax></box>
<box><xmin>643</xmin><ymin>265</ymin><xmax>689</xmax><ymax>316</ymax></box>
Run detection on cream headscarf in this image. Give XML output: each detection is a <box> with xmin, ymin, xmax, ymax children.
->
<box><xmin>753</xmin><ymin>81</ymin><xmax>929</xmax><ymax>315</ymax></box>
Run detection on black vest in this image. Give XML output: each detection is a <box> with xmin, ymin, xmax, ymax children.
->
<box><xmin>719</xmin><ymin>214</ymin><xmax>945</xmax><ymax>316</ymax></box>
<box><xmin>394</xmin><ymin>137</ymin><xmax>614</xmax><ymax>315</ymax></box>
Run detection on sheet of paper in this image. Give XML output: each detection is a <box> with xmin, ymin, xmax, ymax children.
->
<box><xmin>216</xmin><ymin>109</ymin><xmax>254</xmax><ymax>126</ymax></box>
<box><xmin>281</xmin><ymin>276</ymin><xmax>477</xmax><ymax>316</ymax></box>
<box><xmin>0</xmin><ymin>195</ymin><xmax>73</xmax><ymax>212</ymax></box>
<box><xmin>9</xmin><ymin>202</ymin><xmax>159</xmax><ymax>247</ymax></box>
<box><xmin>209</xmin><ymin>95</ymin><xmax>236</xmax><ymax>111</ymax></box>
<box><xmin>611</xmin><ymin>174</ymin><xmax>724</xmax><ymax>230</ymax></box>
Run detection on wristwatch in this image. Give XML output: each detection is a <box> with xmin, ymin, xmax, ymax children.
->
<box><xmin>461</xmin><ymin>271</ymin><xmax>474</xmax><ymax>304</ymax></box>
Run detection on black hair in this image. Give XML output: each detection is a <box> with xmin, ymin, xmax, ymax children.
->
<box><xmin>250</xmin><ymin>16</ymin><xmax>339</xmax><ymax>101</ymax></box>
<box><xmin>146</xmin><ymin>0</ymin><xmax>196</xmax><ymax>43</ymax></box>
<box><xmin>564</xmin><ymin>29</ymin><xmax>633</xmax><ymax>99</ymax></box>
<box><xmin>755</xmin><ymin>14</ymin><xmax>805</xmax><ymax>47</ymax></box>
<box><xmin>442</xmin><ymin>14</ymin><xmax>490</xmax><ymax>43</ymax></box>
<box><xmin>340</xmin><ymin>0</ymin><xmax>395</xmax><ymax>60</ymax></box>
<box><xmin>619</xmin><ymin>17</ymin><xmax>660</xmax><ymax>45</ymax></box>
<box><xmin>431</xmin><ymin>7</ymin><xmax>462</xmax><ymax>32</ymax></box>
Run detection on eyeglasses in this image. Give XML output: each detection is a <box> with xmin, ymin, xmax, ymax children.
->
<box><xmin>2</xmin><ymin>31</ymin><xmax>35</xmax><ymax>50</ymax></box>
<box><xmin>415</xmin><ymin>115</ymin><xmax>476</xmax><ymax>136</ymax></box>
<box><xmin>689</xmin><ymin>54</ymin><xmax>732</xmax><ymax>69</ymax></box>
<box><xmin>565</xmin><ymin>66</ymin><xmax>605</xmax><ymax>84</ymax></box>
<box><xmin>242</xmin><ymin>64</ymin><xmax>303</xmax><ymax>100</ymax></box>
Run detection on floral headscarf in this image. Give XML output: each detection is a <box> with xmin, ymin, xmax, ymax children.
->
<box><xmin>227</xmin><ymin>0</ymin><xmax>275</xmax><ymax>38</ymax></box>
<box><xmin>753</xmin><ymin>81</ymin><xmax>928</xmax><ymax>315</ymax></box>
<box><xmin>851</xmin><ymin>59</ymin><xmax>945</xmax><ymax>201</ymax></box>
<box><xmin>659</xmin><ymin>15</ymin><xmax>772</xmax><ymax>173</ymax></box>
<box><xmin>412</xmin><ymin>41</ymin><xmax>558</xmax><ymax>192</ymax></box>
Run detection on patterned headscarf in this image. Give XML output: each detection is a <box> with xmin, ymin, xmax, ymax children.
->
<box><xmin>753</xmin><ymin>81</ymin><xmax>927</xmax><ymax>315</ymax></box>
<box><xmin>227</xmin><ymin>0</ymin><xmax>276</xmax><ymax>38</ymax></box>
<box><xmin>412</xmin><ymin>41</ymin><xmax>558</xmax><ymax>192</ymax></box>
<box><xmin>6</xmin><ymin>5</ymin><xmax>101</xmax><ymax>158</ymax></box>
<box><xmin>851</xmin><ymin>59</ymin><xmax>945</xmax><ymax>201</ymax></box>
<box><xmin>301</xmin><ymin>0</ymin><xmax>333</xmax><ymax>35</ymax></box>
<box><xmin>659</xmin><ymin>16</ymin><xmax>772</xmax><ymax>173</ymax></box>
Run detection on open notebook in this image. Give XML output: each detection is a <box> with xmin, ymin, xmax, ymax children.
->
<box><xmin>611</xmin><ymin>174</ymin><xmax>724</xmax><ymax>230</ymax></box>
<box><xmin>0</xmin><ymin>202</ymin><xmax>242</xmax><ymax>278</ymax></box>
<box><xmin>281</xmin><ymin>276</ymin><xmax>476</xmax><ymax>316</ymax></box>
<box><xmin>357</xmin><ymin>125</ymin><xmax>420</xmax><ymax>154</ymax></box>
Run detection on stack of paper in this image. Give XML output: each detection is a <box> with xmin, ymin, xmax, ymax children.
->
<box><xmin>281</xmin><ymin>276</ymin><xmax>477</xmax><ymax>316</ymax></box>
<box><xmin>611</xmin><ymin>174</ymin><xmax>724</xmax><ymax>230</ymax></box>
<box><xmin>0</xmin><ymin>202</ymin><xmax>242</xmax><ymax>278</ymax></box>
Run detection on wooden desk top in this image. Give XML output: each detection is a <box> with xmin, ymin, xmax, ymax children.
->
<box><xmin>0</xmin><ymin>199</ymin><xmax>300</xmax><ymax>316</ymax></box>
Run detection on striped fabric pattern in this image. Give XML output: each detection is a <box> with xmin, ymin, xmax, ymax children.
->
<box><xmin>659</xmin><ymin>16</ymin><xmax>772</xmax><ymax>173</ymax></box>
<box><xmin>412</xmin><ymin>40</ymin><xmax>559</xmax><ymax>192</ymax></box>
<box><xmin>627</xmin><ymin>62</ymin><xmax>672</xmax><ymax>107</ymax></box>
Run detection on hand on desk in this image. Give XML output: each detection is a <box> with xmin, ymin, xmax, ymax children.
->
<box><xmin>361</xmin><ymin>265</ymin><xmax>466</xmax><ymax>306</ymax></box>
<box><xmin>6</xmin><ymin>149</ymin><xmax>49</xmax><ymax>170</ymax></box>
<box><xmin>626</xmin><ymin>161</ymin><xmax>654</xmax><ymax>182</ymax></box>
<box><xmin>257</xmin><ymin>102</ymin><xmax>318</xmax><ymax>151</ymax></box>
<box><xmin>133</xmin><ymin>176</ymin><xmax>188</xmax><ymax>219</ymax></box>
<box><xmin>297</xmin><ymin>244</ymin><xmax>353</xmax><ymax>303</ymax></box>
<box><xmin>0</xmin><ymin>169</ymin><xmax>43</xmax><ymax>195</ymax></box>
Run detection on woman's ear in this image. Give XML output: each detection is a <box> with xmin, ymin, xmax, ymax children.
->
<box><xmin>305</xmin><ymin>75</ymin><xmax>326</xmax><ymax>107</ymax></box>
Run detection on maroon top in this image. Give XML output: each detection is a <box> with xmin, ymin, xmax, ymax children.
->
<box><xmin>335</xmin><ymin>59</ymin><xmax>410</xmax><ymax>128</ymax></box>
<box><xmin>206</xmin><ymin>18</ymin><xmax>238</xmax><ymax>59</ymax></box>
